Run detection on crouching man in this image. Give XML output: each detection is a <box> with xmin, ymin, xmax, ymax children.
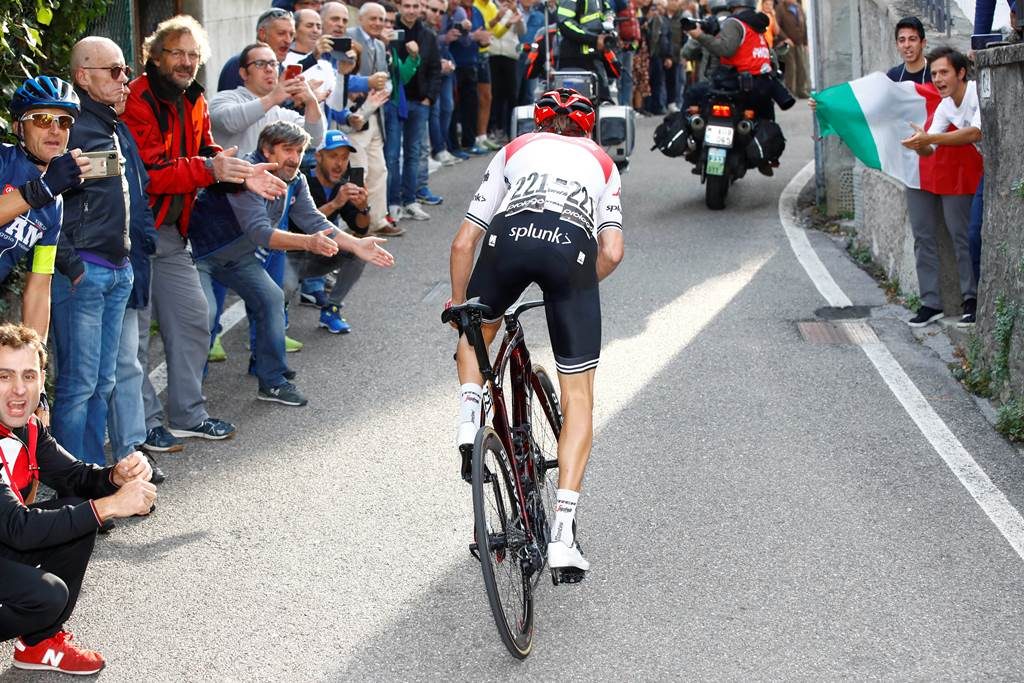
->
<box><xmin>0</xmin><ymin>323</ymin><xmax>156</xmax><ymax>675</ymax></box>
<box><xmin>190</xmin><ymin>121</ymin><xmax>395</xmax><ymax>407</ymax></box>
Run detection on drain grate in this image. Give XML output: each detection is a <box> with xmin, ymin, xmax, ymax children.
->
<box><xmin>797</xmin><ymin>320</ymin><xmax>878</xmax><ymax>345</ymax></box>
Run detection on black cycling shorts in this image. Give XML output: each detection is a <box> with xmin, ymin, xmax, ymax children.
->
<box><xmin>467</xmin><ymin>210</ymin><xmax>601</xmax><ymax>374</ymax></box>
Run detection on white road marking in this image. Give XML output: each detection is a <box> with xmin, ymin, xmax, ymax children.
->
<box><xmin>781</xmin><ymin>160</ymin><xmax>1024</xmax><ymax>561</ymax></box>
<box><xmin>778</xmin><ymin>161</ymin><xmax>852</xmax><ymax>308</ymax></box>
<box><xmin>148</xmin><ymin>300</ymin><xmax>247</xmax><ymax>395</ymax></box>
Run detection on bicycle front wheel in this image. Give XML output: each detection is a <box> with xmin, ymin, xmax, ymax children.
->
<box><xmin>472</xmin><ymin>427</ymin><xmax>534</xmax><ymax>659</ymax></box>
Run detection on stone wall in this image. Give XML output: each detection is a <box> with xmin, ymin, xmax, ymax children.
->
<box><xmin>974</xmin><ymin>43</ymin><xmax>1024</xmax><ymax>398</ymax></box>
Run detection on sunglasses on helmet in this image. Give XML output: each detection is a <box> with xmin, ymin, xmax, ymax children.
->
<box><xmin>20</xmin><ymin>112</ymin><xmax>75</xmax><ymax>130</ymax></box>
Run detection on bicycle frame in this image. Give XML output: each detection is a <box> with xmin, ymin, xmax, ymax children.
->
<box><xmin>458</xmin><ymin>300</ymin><xmax>558</xmax><ymax>567</ymax></box>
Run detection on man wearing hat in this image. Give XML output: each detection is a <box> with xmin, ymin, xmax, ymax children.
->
<box><xmin>288</xmin><ymin>129</ymin><xmax>372</xmax><ymax>333</ymax></box>
<box><xmin>189</xmin><ymin>121</ymin><xmax>393</xmax><ymax>407</ymax></box>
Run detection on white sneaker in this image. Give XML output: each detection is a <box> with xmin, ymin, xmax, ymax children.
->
<box><xmin>548</xmin><ymin>540</ymin><xmax>590</xmax><ymax>583</ymax></box>
<box><xmin>428</xmin><ymin>157</ymin><xmax>442</xmax><ymax>175</ymax></box>
<box><xmin>402</xmin><ymin>202</ymin><xmax>431</xmax><ymax>220</ymax></box>
<box><xmin>388</xmin><ymin>204</ymin><xmax>405</xmax><ymax>221</ymax></box>
<box><xmin>667</xmin><ymin>103</ymin><xmax>680</xmax><ymax>113</ymax></box>
<box><xmin>434</xmin><ymin>150</ymin><xmax>460</xmax><ymax>166</ymax></box>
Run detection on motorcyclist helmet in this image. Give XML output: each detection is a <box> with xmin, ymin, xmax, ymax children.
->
<box><xmin>534</xmin><ymin>88</ymin><xmax>595</xmax><ymax>136</ymax></box>
<box><xmin>708</xmin><ymin>0</ymin><xmax>731</xmax><ymax>13</ymax></box>
<box><xmin>11</xmin><ymin>76</ymin><xmax>80</xmax><ymax>120</ymax></box>
<box><xmin>726</xmin><ymin>0</ymin><xmax>756</xmax><ymax>9</ymax></box>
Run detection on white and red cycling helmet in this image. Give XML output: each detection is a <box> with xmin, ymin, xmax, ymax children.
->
<box><xmin>534</xmin><ymin>88</ymin><xmax>595</xmax><ymax>136</ymax></box>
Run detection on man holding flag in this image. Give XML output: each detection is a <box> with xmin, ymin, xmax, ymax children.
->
<box><xmin>811</xmin><ymin>21</ymin><xmax>981</xmax><ymax>329</ymax></box>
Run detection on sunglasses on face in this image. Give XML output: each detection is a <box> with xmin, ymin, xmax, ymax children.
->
<box><xmin>81</xmin><ymin>64</ymin><xmax>133</xmax><ymax>79</ymax></box>
<box><xmin>20</xmin><ymin>112</ymin><xmax>75</xmax><ymax>130</ymax></box>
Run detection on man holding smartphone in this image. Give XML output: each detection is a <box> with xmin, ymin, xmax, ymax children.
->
<box><xmin>290</xmin><ymin>130</ymin><xmax>372</xmax><ymax>333</ymax></box>
<box><xmin>50</xmin><ymin>37</ymin><xmax>139</xmax><ymax>467</ymax></box>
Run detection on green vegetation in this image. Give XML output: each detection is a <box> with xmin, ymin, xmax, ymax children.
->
<box><xmin>996</xmin><ymin>399</ymin><xmax>1024</xmax><ymax>442</ymax></box>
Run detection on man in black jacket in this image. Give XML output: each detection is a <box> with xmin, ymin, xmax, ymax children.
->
<box><xmin>0</xmin><ymin>323</ymin><xmax>156</xmax><ymax>675</ymax></box>
<box><xmin>50</xmin><ymin>37</ymin><xmax>135</xmax><ymax>467</ymax></box>
<box><xmin>383</xmin><ymin>0</ymin><xmax>442</xmax><ymax>221</ymax></box>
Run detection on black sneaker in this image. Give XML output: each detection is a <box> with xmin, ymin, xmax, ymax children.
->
<box><xmin>168</xmin><ymin>418</ymin><xmax>236</xmax><ymax>440</ymax></box>
<box><xmin>958</xmin><ymin>298</ymin><xmax>977</xmax><ymax>328</ymax></box>
<box><xmin>143</xmin><ymin>453</ymin><xmax>166</xmax><ymax>485</ymax></box>
<box><xmin>257</xmin><ymin>382</ymin><xmax>308</xmax><ymax>407</ymax></box>
<box><xmin>908</xmin><ymin>305</ymin><xmax>943</xmax><ymax>327</ymax></box>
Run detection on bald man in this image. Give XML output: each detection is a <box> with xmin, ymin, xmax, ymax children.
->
<box><xmin>50</xmin><ymin>37</ymin><xmax>140</xmax><ymax>466</ymax></box>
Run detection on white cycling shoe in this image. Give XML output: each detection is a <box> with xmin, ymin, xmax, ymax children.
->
<box><xmin>548</xmin><ymin>540</ymin><xmax>590</xmax><ymax>584</ymax></box>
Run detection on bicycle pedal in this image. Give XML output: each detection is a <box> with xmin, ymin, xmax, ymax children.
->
<box><xmin>468</xmin><ymin>542</ymin><xmax>481</xmax><ymax>562</ymax></box>
<box><xmin>550</xmin><ymin>567</ymin><xmax>587</xmax><ymax>586</ymax></box>
<box><xmin>459</xmin><ymin>443</ymin><xmax>473</xmax><ymax>483</ymax></box>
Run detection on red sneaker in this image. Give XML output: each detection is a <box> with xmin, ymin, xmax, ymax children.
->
<box><xmin>13</xmin><ymin>631</ymin><xmax>105</xmax><ymax>675</ymax></box>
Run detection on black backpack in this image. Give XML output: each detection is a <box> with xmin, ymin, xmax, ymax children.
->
<box><xmin>651</xmin><ymin>111</ymin><xmax>690</xmax><ymax>158</ymax></box>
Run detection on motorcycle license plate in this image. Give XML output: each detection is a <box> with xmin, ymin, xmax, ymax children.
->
<box><xmin>705</xmin><ymin>125</ymin><xmax>734</xmax><ymax>148</ymax></box>
<box><xmin>706</xmin><ymin>147</ymin><xmax>727</xmax><ymax>176</ymax></box>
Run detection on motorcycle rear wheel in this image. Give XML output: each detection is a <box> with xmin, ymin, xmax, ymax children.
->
<box><xmin>705</xmin><ymin>173</ymin><xmax>729</xmax><ymax>210</ymax></box>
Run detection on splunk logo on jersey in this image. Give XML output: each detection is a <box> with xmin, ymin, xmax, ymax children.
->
<box><xmin>1</xmin><ymin>214</ymin><xmax>45</xmax><ymax>249</ymax></box>
<box><xmin>509</xmin><ymin>222</ymin><xmax>571</xmax><ymax>245</ymax></box>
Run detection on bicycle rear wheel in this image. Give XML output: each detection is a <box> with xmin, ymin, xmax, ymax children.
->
<box><xmin>472</xmin><ymin>427</ymin><xmax>534</xmax><ymax>659</ymax></box>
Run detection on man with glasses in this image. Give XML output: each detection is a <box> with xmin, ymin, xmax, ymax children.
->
<box><xmin>123</xmin><ymin>15</ymin><xmax>286</xmax><ymax>452</ymax></box>
<box><xmin>0</xmin><ymin>77</ymin><xmax>90</xmax><ymax>342</ymax></box>
<box><xmin>218</xmin><ymin>8</ymin><xmax>297</xmax><ymax>93</ymax></box>
<box><xmin>46</xmin><ymin>37</ymin><xmax>141</xmax><ymax>471</ymax></box>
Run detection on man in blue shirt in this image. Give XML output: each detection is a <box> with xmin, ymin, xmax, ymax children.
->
<box><xmin>0</xmin><ymin>77</ymin><xmax>90</xmax><ymax>341</ymax></box>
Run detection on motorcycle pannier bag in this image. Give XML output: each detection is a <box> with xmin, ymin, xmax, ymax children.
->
<box><xmin>745</xmin><ymin>119</ymin><xmax>786</xmax><ymax>166</ymax></box>
<box><xmin>652</xmin><ymin>111</ymin><xmax>690</xmax><ymax>158</ymax></box>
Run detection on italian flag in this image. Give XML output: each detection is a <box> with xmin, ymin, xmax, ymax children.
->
<box><xmin>814</xmin><ymin>72</ymin><xmax>982</xmax><ymax>195</ymax></box>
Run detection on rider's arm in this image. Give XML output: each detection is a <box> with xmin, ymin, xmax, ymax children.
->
<box><xmin>692</xmin><ymin>16</ymin><xmax>743</xmax><ymax>57</ymax></box>
<box><xmin>450</xmin><ymin>219</ymin><xmax>486</xmax><ymax>304</ymax></box>
<box><xmin>594</xmin><ymin>164</ymin><xmax>624</xmax><ymax>281</ymax></box>
<box><xmin>596</xmin><ymin>228</ymin><xmax>623</xmax><ymax>281</ymax></box>
<box><xmin>464</xmin><ymin>151</ymin><xmax>508</xmax><ymax>232</ymax></box>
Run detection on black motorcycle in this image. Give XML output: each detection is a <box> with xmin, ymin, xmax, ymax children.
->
<box><xmin>687</xmin><ymin>87</ymin><xmax>754</xmax><ymax>210</ymax></box>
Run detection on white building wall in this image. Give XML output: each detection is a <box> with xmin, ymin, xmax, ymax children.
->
<box><xmin>183</xmin><ymin>0</ymin><xmax>267</xmax><ymax>93</ymax></box>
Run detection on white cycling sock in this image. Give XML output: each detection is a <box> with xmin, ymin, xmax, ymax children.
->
<box><xmin>457</xmin><ymin>383</ymin><xmax>483</xmax><ymax>446</ymax></box>
<box><xmin>551</xmin><ymin>489</ymin><xmax>579</xmax><ymax>546</ymax></box>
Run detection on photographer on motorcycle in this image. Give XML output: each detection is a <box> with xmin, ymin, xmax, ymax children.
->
<box><xmin>555</xmin><ymin>0</ymin><xmax>615</xmax><ymax>102</ymax></box>
<box><xmin>680</xmin><ymin>0</ymin><xmax>791</xmax><ymax>121</ymax></box>
<box><xmin>679</xmin><ymin>0</ymin><xmax>731</xmax><ymax>86</ymax></box>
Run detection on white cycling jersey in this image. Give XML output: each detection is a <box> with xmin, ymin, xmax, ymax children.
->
<box><xmin>465</xmin><ymin>132</ymin><xmax>623</xmax><ymax>239</ymax></box>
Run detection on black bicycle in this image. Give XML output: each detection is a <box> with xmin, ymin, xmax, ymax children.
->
<box><xmin>442</xmin><ymin>298</ymin><xmax>563</xmax><ymax>659</ymax></box>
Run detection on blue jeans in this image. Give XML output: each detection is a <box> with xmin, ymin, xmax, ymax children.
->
<box><xmin>196</xmin><ymin>250</ymin><xmax>289</xmax><ymax>391</ymax></box>
<box><xmin>618</xmin><ymin>50</ymin><xmax>634</xmax><ymax>107</ymax></box>
<box><xmin>384</xmin><ymin>100</ymin><xmax>430</xmax><ymax>206</ymax></box>
<box><xmin>108</xmin><ymin>307</ymin><xmax>148</xmax><ymax>460</ymax></box>
<box><xmin>430</xmin><ymin>74</ymin><xmax>455</xmax><ymax>154</ymax></box>
<box><xmin>969</xmin><ymin>174</ymin><xmax>984</xmax><ymax>284</ymax></box>
<box><xmin>51</xmin><ymin>262</ymin><xmax>133</xmax><ymax>465</ymax></box>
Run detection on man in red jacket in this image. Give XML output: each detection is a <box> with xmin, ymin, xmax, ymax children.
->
<box><xmin>123</xmin><ymin>15</ymin><xmax>286</xmax><ymax>452</ymax></box>
<box><xmin>0</xmin><ymin>324</ymin><xmax>157</xmax><ymax>675</ymax></box>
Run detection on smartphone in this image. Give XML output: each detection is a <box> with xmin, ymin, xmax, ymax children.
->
<box><xmin>331</xmin><ymin>36</ymin><xmax>352</xmax><ymax>52</ymax></box>
<box><xmin>80</xmin><ymin>150</ymin><xmax>121</xmax><ymax>179</ymax></box>
<box><xmin>283</xmin><ymin>64</ymin><xmax>303</xmax><ymax>80</ymax></box>
<box><xmin>393</xmin><ymin>29</ymin><xmax>405</xmax><ymax>41</ymax></box>
<box><xmin>348</xmin><ymin>167</ymin><xmax>365</xmax><ymax>187</ymax></box>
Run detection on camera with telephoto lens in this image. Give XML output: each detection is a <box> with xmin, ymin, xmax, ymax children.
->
<box><xmin>680</xmin><ymin>16</ymin><xmax>697</xmax><ymax>30</ymax></box>
<box><xmin>767</xmin><ymin>73</ymin><xmax>796</xmax><ymax>110</ymax></box>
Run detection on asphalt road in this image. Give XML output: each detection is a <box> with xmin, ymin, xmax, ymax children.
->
<box><xmin>5</xmin><ymin>104</ymin><xmax>1024</xmax><ymax>682</ymax></box>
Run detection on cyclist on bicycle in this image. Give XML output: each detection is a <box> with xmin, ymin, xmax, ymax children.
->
<box><xmin>448</xmin><ymin>88</ymin><xmax>624</xmax><ymax>578</ymax></box>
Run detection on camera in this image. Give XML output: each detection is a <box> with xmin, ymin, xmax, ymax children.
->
<box><xmin>766</xmin><ymin>74</ymin><xmax>795</xmax><ymax>110</ymax></box>
<box><xmin>680</xmin><ymin>16</ymin><xmax>698</xmax><ymax>31</ymax></box>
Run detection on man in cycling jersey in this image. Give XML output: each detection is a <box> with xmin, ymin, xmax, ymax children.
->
<box><xmin>0</xmin><ymin>76</ymin><xmax>91</xmax><ymax>340</ymax></box>
<box><xmin>448</xmin><ymin>88</ymin><xmax>624</xmax><ymax>579</ymax></box>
